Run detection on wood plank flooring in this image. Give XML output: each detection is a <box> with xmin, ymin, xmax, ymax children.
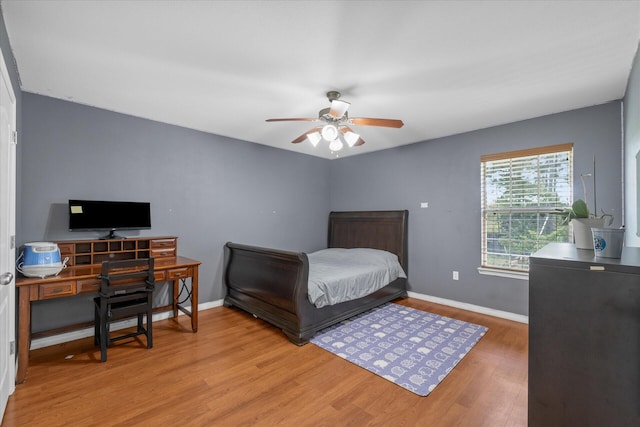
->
<box><xmin>2</xmin><ymin>298</ymin><xmax>528</xmax><ymax>426</ymax></box>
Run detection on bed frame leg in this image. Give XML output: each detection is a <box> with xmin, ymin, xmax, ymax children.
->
<box><xmin>283</xmin><ymin>330</ymin><xmax>311</xmax><ymax>346</ymax></box>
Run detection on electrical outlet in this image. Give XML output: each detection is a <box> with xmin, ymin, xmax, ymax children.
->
<box><xmin>420</xmin><ymin>202</ymin><xmax>429</xmax><ymax>208</ymax></box>
<box><xmin>453</xmin><ymin>271</ymin><xmax>459</xmax><ymax>280</ymax></box>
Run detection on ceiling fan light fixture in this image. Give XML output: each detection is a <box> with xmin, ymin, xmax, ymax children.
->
<box><xmin>329</xmin><ymin>99</ymin><xmax>350</xmax><ymax>118</ymax></box>
<box><xmin>343</xmin><ymin>131</ymin><xmax>360</xmax><ymax>147</ymax></box>
<box><xmin>321</xmin><ymin>124</ymin><xmax>338</xmax><ymax>141</ymax></box>
<box><xmin>329</xmin><ymin>138</ymin><xmax>344</xmax><ymax>151</ymax></box>
<box><xmin>307</xmin><ymin>131</ymin><xmax>321</xmax><ymax>147</ymax></box>
<box><xmin>266</xmin><ymin>90</ymin><xmax>402</xmax><ymax>152</ymax></box>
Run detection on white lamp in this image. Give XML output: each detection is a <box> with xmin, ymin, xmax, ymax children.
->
<box><xmin>321</xmin><ymin>124</ymin><xmax>338</xmax><ymax>141</ymax></box>
<box><xmin>307</xmin><ymin>132</ymin><xmax>321</xmax><ymax>147</ymax></box>
<box><xmin>329</xmin><ymin>99</ymin><xmax>350</xmax><ymax>118</ymax></box>
<box><xmin>343</xmin><ymin>130</ymin><xmax>360</xmax><ymax>147</ymax></box>
<box><xmin>328</xmin><ymin>138</ymin><xmax>343</xmax><ymax>151</ymax></box>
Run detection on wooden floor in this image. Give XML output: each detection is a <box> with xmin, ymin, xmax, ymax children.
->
<box><xmin>2</xmin><ymin>299</ymin><xmax>528</xmax><ymax>426</ymax></box>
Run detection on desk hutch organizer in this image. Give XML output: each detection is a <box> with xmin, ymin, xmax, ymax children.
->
<box><xmin>59</xmin><ymin>236</ymin><xmax>176</xmax><ymax>266</ymax></box>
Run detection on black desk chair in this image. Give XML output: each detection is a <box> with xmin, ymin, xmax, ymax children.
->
<box><xmin>94</xmin><ymin>258</ymin><xmax>155</xmax><ymax>362</ymax></box>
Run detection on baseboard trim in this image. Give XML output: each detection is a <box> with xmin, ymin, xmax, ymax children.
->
<box><xmin>406</xmin><ymin>291</ymin><xmax>529</xmax><ymax>324</ymax></box>
<box><xmin>30</xmin><ymin>299</ymin><xmax>225</xmax><ymax>350</ymax></box>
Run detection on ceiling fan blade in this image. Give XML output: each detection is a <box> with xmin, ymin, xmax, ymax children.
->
<box><xmin>329</xmin><ymin>99</ymin><xmax>350</xmax><ymax>119</ymax></box>
<box><xmin>349</xmin><ymin>117</ymin><xmax>404</xmax><ymax>128</ymax></box>
<box><xmin>265</xmin><ymin>118</ymin><xmax>320</xmax><ymax>123</ymax></box>
<box><xmin>353</xmin><ymin>137</ymin><xmax>366</xmax><ymax>146</ymax></box>
<box><xmin>291</xmin><ymin>126</ymin><xmax>322</xmax><ymax>144</ymax></box>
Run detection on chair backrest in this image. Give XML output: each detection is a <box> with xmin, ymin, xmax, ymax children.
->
<box><xmin>99</xmin><ymin>258</ymin><xmax>155</xmax><ymax>297</ymax></box>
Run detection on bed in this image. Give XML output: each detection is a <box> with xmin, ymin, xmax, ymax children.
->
<box><xmin>223</xmin><ymin>210</ymin><xmax>408</xmax><ymax>345</ymax></box>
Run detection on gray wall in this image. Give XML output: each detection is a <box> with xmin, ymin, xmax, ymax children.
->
<box><xmin>20</xmin><ymin>93</ymin><xmax>330</xmax><ymax>333</ymax></box>
<box><xmin>624</xmin><ymin>41</ymin><xmax>640</xmax><ymax>245</ymax></box>
<box><xmin>329</xmin><ymin>102</ymin><xmax>623</xmax><ymax>316</ymax></box>
<box><xmin>19</xmin><ymin>96</ymin><xmax>625</xmax><ymax>327</ymax></box>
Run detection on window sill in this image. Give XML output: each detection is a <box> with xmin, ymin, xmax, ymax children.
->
<box><xmin>477</xmin><ymin>267</ymin><xmax>529</xmax><ymax>281</ymax></box>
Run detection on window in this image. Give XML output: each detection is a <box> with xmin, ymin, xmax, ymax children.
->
<box><xmin>481</xmin><ymin>143</ymin><xmax>573</xmax><ymax>272</ymax></box>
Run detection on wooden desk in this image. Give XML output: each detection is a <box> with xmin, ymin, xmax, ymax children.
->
<box><xmin>15</xmin><ymin>255</ymin><xmax>201</xmax><ymax>384</ymax></box>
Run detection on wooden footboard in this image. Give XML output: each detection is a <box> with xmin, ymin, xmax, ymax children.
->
<box><xmin>223</xmin><ymin>242</ymin><xmax>311</xmax><ymax>341</ymax></box>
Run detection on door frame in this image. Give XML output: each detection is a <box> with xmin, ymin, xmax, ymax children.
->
<box><xmin>0</xmin><ymin>45</ymin><xmax>17</xmax><ymax>420</ymax></box>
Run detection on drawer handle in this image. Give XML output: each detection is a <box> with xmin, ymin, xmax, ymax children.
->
<box><xmin>174</xmin><ymin>273</ymin><xmax>182</xmax><ymax>277</ymax></box>
<box><xmin>53</xmin><ymin>287</ymin><xmax>65</xmax><ymax>294</ymax></box>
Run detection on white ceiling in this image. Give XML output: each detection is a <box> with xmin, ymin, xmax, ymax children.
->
<box><xmin>2</xmin><ymin>1</ymin><xmax>640</xmax><ymax>160</ymax></box>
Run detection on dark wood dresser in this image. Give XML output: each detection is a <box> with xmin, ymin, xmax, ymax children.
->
<box><xmin>529</xmin><ymin>243</ymin><xmax>640</xmax><ymax>426</ymax></box>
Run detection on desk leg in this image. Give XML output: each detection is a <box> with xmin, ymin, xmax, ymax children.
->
<box><xmin>191</xmin><ymin>267</ymin><xmax>198</xmax><ymax>333</ymax></box>
<box><xmin>16</xmin><ymin>287</ymin><xmax>31</xmax><ymax>384</ymax></box>
<box><xmin>172</xmin><ymin>279</ymin><xmax>179</xmax><ymax>319</ymax></box>
<box><xmin>171</xmin><ymin>268</ymin><xmax>198</xmax><ymax>333</ymax></box>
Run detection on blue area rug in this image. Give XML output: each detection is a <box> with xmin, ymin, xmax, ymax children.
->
<box><xmin>311</xmin><ymin>302</ymin><xmax>488</xmax><ymax>396</ymax></box>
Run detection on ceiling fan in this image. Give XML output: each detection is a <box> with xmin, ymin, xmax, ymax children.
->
<box><xmin>266</xmin><ymin>91</ymin><xmax>404</xmax><ymax>151</ymax></box>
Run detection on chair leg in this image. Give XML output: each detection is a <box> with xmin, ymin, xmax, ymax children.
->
<box><xmin>94</xmin><ymin>302</ymin><xmax>100</xmax><ymax>346</ymax></box>
<box><xmin>100</xmin><ymin>303</ymin><xmax>109</xmax><ymax>363</ymax></box>
<box><xmin>147</xmin><ymin>308</ymin><xmax>153</xmax><ymax>349</ymax></box>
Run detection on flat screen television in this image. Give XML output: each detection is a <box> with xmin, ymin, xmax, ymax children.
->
<box><xmin>68</xmin><ymin>199</ymin><xmax>151</xmax><ymax>239</ymax></box>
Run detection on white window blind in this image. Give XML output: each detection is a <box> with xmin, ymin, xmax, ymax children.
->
<box><xmin>481</xmin><ymin>143</ymin><xmax>573</xmax><ymax>272</ymax></box>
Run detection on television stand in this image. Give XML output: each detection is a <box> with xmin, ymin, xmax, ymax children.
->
<box><xmin>100</xmin><ymin>229</ymin><xmax>126</xmax><ymax>240</ymax></box>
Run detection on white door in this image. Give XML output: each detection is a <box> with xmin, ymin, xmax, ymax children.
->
<box><xmin>0</xmin><ymin>48</ymin><xmax>17</xmax><ymax>421</ymax></box>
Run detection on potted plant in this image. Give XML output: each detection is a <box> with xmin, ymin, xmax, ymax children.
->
<box><xmin>553</xmin><ymin>157</ymin><xmax>613</xmax><ymax>249</ymax></box>
<box><xmin>554</xmin><ymin>199</ymin><xmax>613</xmax><ymax>249</ymax></box>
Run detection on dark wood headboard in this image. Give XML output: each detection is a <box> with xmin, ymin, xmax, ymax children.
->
<box><xmin>327</xmin><ymin>210</ymin><xmax>408</xmax><ymax>273</ymax></box>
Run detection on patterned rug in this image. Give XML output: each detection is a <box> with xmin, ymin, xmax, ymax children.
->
<box><xmin>311</xmin><ymin>302</ymin><xmax>488</xmax><ymax>396</ymax></box>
